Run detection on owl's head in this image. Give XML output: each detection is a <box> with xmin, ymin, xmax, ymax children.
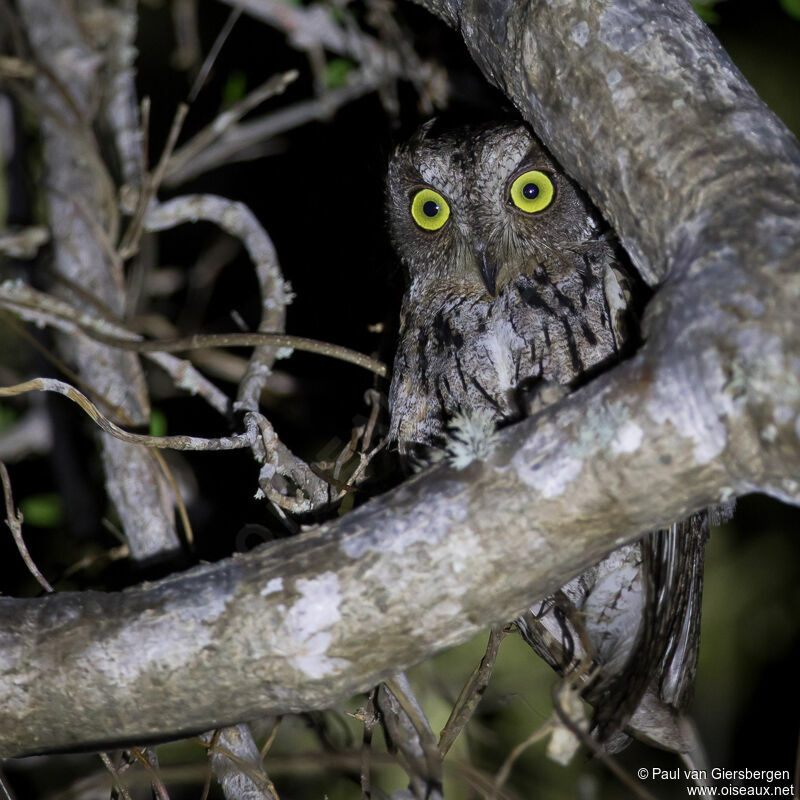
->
<box><xmin>387</xmin><ymin>121</ymin><xmax>603</xmax><ymax>297</ymax></box>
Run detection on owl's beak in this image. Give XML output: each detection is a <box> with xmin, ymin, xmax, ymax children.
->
<box><xmin>477</xmin><ymin>249</ymin><xmax>500</xmax><ymax>297</ymax></box>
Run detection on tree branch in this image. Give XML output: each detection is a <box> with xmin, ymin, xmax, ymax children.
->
<box><xmin>1</xmin><ymin>0</ymin><xmax>798</xmax><ymax>758</ymax></box>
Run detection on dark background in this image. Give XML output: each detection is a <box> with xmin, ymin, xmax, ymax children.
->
<box><xmin>0</xmin><ymin>0</ymin><xmax>798</xmax><ymax>797</ymax></box>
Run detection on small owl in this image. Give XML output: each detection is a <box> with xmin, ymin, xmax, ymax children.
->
<box><xmin>387</xmin><ymin>120</ymin><xmax>709</xmax><ymax>755</ymax></box>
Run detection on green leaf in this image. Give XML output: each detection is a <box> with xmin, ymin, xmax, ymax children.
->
<box><xmin>779</xmin><ymin>0</ymin><xmax>800</xmax><ymax>19</ymax></box>
<box><xmin>20</xmin><ymin>493</ymin><xmax>63</xmax><ymax>528</ymax></box>
<box><xmin>325</xmin><ymin>58</ymin><xmax>354</xmax><ymax>90</ymax></box>
<box><xmin>149</xmin><ymin>408</ymin><xmax>167</xmax><ymax>438</ymax></box>
<box><xmin>222</xmin><ymin>71</ymin><xmax>247</xmax><ymax>107</ymax></box>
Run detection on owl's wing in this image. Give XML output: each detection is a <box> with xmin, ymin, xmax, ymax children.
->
<box><xmin>651</xmin><ymin>512</ymin><xmax>710</xmax><ymax>709</ymax></box>
<box><xmin>518</xmin><ymin>512</ymin><xmax>710</xmax><ymax>754</ymax></box>
<box><xmin>592</xmin><ymin>511</ymin><xmax>710</xmax><ymax>751</ymax></box>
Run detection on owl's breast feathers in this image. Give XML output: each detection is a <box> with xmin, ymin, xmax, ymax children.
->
<box><xmin>389</xmin><ymin>247</ymin><xmax>623</xmax><ymax>451</ymax></box>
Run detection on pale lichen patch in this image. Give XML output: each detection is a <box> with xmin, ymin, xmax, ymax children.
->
<box><xmin>647</xmin><ymin>352</ymin><xmax>733</xmax><ymax>465</ymax></box>
<box><xmin>611</xmin><ymin>420</ymin><xmax>643</xmax><ymax>454</ymax></box>
<box><xmin>260</xmin><ymin>577</ymin><xmax>283</xmax><ymax>596</ymax></box>
<box><xmin>571</xmin><ymin>21</ymin><xmax>589</xmax><ymax>48</ymax></box>
<box><xmin>513</xmin><ymin>441</ymin><xmax>583</xmax><ymax>499</ymax></box>
<box><xmin>282</xmin><ymin>572</ymin><xmax>349</xmax><ymax>679</ymax></box>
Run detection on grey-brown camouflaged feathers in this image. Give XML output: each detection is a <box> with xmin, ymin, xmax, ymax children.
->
<box><xmin>387</xmin><ymin>121</ymin><xmax>707</xmax><ymax>755</ymax></box>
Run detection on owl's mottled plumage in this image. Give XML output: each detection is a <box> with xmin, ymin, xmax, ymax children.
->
<box><xmin>387</xmin><ymin>121</ymin><xmax>708</xmax><ymax>754</ymax></box>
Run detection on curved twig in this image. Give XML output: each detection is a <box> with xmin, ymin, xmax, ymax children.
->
<box><xmin>0</xmin><ymin>380</ymin><xmax>251</xmax><ymax>452</ymax></box>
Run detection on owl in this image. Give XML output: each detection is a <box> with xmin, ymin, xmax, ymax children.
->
<box><xmin>387</xmin><ymin>120</ymin><xmax>709</xmax><ymax>756</ymax></box>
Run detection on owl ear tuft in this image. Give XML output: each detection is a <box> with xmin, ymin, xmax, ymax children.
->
<box><xmin>408</xmin><ymin>117</ymin><xmax>439</xmax><ymax>148</ymax></box>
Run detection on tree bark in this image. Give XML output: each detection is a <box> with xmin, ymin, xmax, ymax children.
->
<box><xmin>17</xmin><ymin>0</ymin><xmax>180</xmax><ymax>560</ymax></box>
<box><xmin>1</xmin><ymin>0</ymin><xmax>798</xmax><ymax>758</ymax></box>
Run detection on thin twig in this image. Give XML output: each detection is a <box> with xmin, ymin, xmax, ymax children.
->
<box><xmin>359</xmin><ymin>690</ymin><xmax>378</xmax><ymax>800</ymax></box>
<box><xmin>163</xmin><ymin>76</ymin><xmax>377</xmax><ymax>186</ymax></box>
<box><xmin>0</xmin><ymin>461</ymin><xmax>54</xmax><ymax>593</ymax></box>
<box><xmin>0</xmin><ymin>308</ymin><xmax>134</xmax><ymax>424</ymax></box>
<box><xmin>188</xmin><ymin>8</ymin><xmax>242</xmax><ymax>102</ymax></box>
<box><xmin>99</xmin><ymin>753</ymin><xmax>133</xmax><ymax>800</ymax></box>
<box><xmin>550</xmin><ymin>683</ymin><xmax>660</xmax><ymax>800</ymax></box>
<box><xmin>438</xmin><ymin>626</ymin><xmax>508</xmax><ymax>757</ymax></box>
<box><xmin>0</xmin><ymin>379</ymin><xmax>251</xmax><ymax>451</ymax></box>
<box><xmin>118</xmin><ymin>103</ymin><xmax>189</xmax><ymax>259</ymax></box>
<box><xmin>0</xmin><ymin>285</ymin><xmax>241</xmax><ymax>415</ymax></box>
<box><xmin>151</xmin><ymin>448</ymin><xmax>194</xmax><ymax>549</ymax></box>
<box><xmin>259</xmin><ymin>718</ymin><xmax>282</xmax><ymax>761</ymax></box>
<box><xmin>489</xmin><ymin>721</ymin><xmax>554</xmax><ymax>800</ymax></box>
<box><xmin>201</xmin><ymin>734</ymin><xmax>280</xmax><ymax>798</ymax></box>
<box><xmin>379</xmin><ymin>676</ymin><xmax>443</xmax><ymax>800</ymax></box>
<box><xmin>130</xmin><ymin>748</ymin><xmax>170</xmax><ymax>800</ymax></box>
<box><xmin>182</xmin><ymin>68</ymin><xmax>298</xmax><ymax>166</ymax></box>
<box><xmin>200</xmin><ymin>730</ymin><xmax>221</xmax><ymax>800</ymax></box>
<box><xmin>84</xmin><ymin>330</ymin><xmax>386</xmax><ymax>376</ymax></box>
<box><xmin>59</xmin><ymin>543</ymin><xmax>129</xmax><ymax>581</ymax></box>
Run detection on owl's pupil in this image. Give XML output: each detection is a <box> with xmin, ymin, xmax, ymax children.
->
<box><xmin>523</xmin><ymin>183</ymin><xmax>539</xmax><ymax>200</ymax></box>
<box><xmin>423</xmin><ymin>200</ymin><xmax>440</xmax><ymax>217</ymax></box>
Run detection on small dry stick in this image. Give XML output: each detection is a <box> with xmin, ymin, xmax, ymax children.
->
<box><xmin>259</xmin><ymin>718</ymin><xmax>282</xmax><ymax>761</ymax></box>
<box><xmin>118</xmin><ymin>103</ymin><xmax>189</xmax><ymax>259</ymax></box>
<box><xmin>489</xmin><ymin>721</ymin><xmax>554</xmax><ymax>800</ymax></box>
<box><xmin>81</xmin><ymin>325</ymin><xmax>386</xmax><ymax>377</ymax></box>
<box><xmin>188</xmin><ymin>8</ymin><xmax>242</xmax><ymax>102</ymax></box>
<box><xmin>0</xmin><ymin>285</ymin><xmax>231</xmax><ymax>418</ymax></box>
<box><xmin>550</xmin><ymin>683</ymin><xmax>660</xmax><ymax>800</ymax></box>
<box><xmin>130</xmin><ymin>749</ymin><xmax>170</xmax><ymax>800</ymax></box>
<box><xmin>181</xmin><ymin>69</ymin><xmax>298</xmax><ymax>166</ymax></box>
<box><xmin>0</xmin><ymin>379</ymin><xmax>251</xmax><ymax>452</ymax></box>
<box><xmin>438</xmin><ymin>626</ymin><xmax>509</xmax><ymax>757</ymax></box>
<box><xmin>99</xmin><ymin>753</ymin><xmax>133</xmax><ymax>800</ymax></box>
<box><xmin>150</xmin><ymin>448</ymin><xmax>195</xmax><ymax>548</ymax></box>
<box><xmin>0</xmin><ymin>308</ymin><xmax>135</xmax><ymax>425</ymax></box>
<box><xmin>200</xmin><ymin>730</ymin><xmax>222</xmax><ymax>800</ymax></box>
<box><xmin>360</xmin><ymin>689</ymin><xmax>379</xmax><ymax>800</ymax></box>
<box><xmin>0</xmin><ymin>461</ymin><xmax>54</xmax><ymax>593</ymax></box>
<box><xmin>382</xmin><ymin>674</ymin><xmax>442</xmax><ymax>794</ymax></box>
<box><xmin>201</xmin><ymin>737</ymin><xmax>280</xmax><ymax>798</ymax></box>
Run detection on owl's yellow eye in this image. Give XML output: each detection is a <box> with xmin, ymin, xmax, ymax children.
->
<box><xmin>509</xmin><ymin>170</ymin><xmax>555</xmax><ymax>213</ymax></box>
<box><xmin>410</xmin><ymin>188</ymin><xmax>450</xmax><ymax>231</ymax></box>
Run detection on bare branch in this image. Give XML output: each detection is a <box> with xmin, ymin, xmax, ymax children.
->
<box><xmin>0</xmin><ymin>281</ymin><xmax>233</xmax><ymax>415</ymax></box>
<box><xmin>0</xmin><ymin>379</ymin><xmax>250</xmax><ymax>451</ymax></box>
<box><xmin>201</xmin><ymin>725</ymin><xmax>279</xmax><ymax>800</ymax></box>
<box><xmin>0</xmin><ymin>461</ymin><xmax>54</xmax><ymax>593</ymax></box>
<box><xmin>163</xmin><ymin>75</ymin><xmax>379</xmax><ymax>186</ymax></box>
<box><xmin>174</xmin><ymin>69</ymin><xmax>298</xmax><ymax>174</ymax></box>
<box><xmin>18</xmin><ymin>0</ymin><xmax>180</xmax><ymax>559</ymax></box>
<box><xmin>438</xmin><ymin>626</ymin><xmax>508</xmax><ymax>758</ymax></box>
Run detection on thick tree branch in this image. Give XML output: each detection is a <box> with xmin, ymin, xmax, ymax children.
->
<box><xmin>1</xmin><ymin>0</ymin><xmax>799</xmax><ymax>758</ymax></box>
<box><xmin>18</xmin><ymin>0</ymin><xmax>180</xmax><ymax>560</ymax></box>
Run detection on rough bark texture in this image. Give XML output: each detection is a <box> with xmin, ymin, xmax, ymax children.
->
<box><xmin>1</xmin><ymin>0</ymin><xmax>799</xmax><ymax>758</ymax></box>
<box><xmin>17</xmin><ymin>0</ymin><xmax>179</xmax><ymax>560</ymax></box>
